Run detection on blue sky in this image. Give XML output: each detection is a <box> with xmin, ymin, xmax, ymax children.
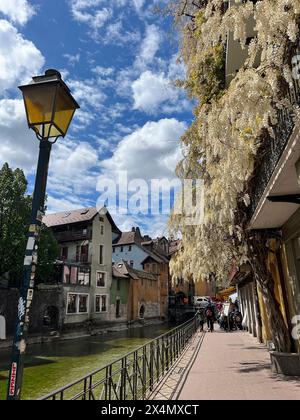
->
<box><xmin>0</xmin><ymin>0</ymin><xmax>193</xmax><ymax>237</ymax></box>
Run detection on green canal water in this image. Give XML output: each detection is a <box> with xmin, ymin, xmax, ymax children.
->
<box><xmin>0</xmin><ymin>324</ymin><xmax>169</xmax><ymax>400</ymax></box>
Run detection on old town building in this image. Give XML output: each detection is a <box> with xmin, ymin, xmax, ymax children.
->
<box><xmin>111</xmin><ymin>261</ymin><xmax>160</xmax><ymax>322</ymax></box>
<box><xmin>43</xmin><ymin>207</ymin><xmax>121</xmax><ymax>330</ymax></box>
<box><xmin>113</xmin><ymin>228</ymin><xmax>171</xmax><ymax>318</ymax></box>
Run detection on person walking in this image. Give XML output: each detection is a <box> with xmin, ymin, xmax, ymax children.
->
<box><xmin>205</xmin><ymin>302</ymin><xmax>215</xmax><ymax>332</ymax></box>
<box><xmin>197</xmin><ymin>309</ymin><xmax>205</xmax><ymax>332</ymax></box>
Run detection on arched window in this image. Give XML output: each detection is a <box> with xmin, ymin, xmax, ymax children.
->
<box><xmin>139</xmin><ymin>305</ymin><xmax>145</xmax><ymax>319</ymax></box>
<box><xmin>43</xmin><ymin>306</ymin><xmax>59</xmax><ymax>330</ymax></box>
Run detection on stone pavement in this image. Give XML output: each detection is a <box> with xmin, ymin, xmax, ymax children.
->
<box><xmin>149</xmin><ymin>330</ymin><xmax>206</xmax><ymax>400</ymax></box>
<box><xmin>177</xmin><ymin>327</ymin><xmax>300</xmax><ymax>400</ymax></box>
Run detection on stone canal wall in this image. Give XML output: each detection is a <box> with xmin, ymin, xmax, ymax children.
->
<box><xmin>0</xmin><ymin>287</ymin><xmax>164</xmax><ymax>349</ymax></box>
<box><xmin>0</xmin><ymin>286</ymin><xmax>64</xmax><ymax>335</ymax></box>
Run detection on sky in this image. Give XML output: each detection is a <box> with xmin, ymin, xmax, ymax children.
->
<box><xmin>0</xmin><ymin>0</ymin><xmax>193</xmax><ymax>237</ymax></box>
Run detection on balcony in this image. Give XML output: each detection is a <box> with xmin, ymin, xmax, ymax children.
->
<box><xmin>249</xmin><ymin>39</ymin><xmax>300</xmax><ymax>228</ymax></box>
<box><xmin>61</xmin><ymin>256</ymin><xmax>92</xmax><ymax>265</ymax></box>
<box><xmin>249</xmin><ymin>108</ymin><xmax>295</xmax><ymax>218</ymax></box>
<box><xmin>54</xmin><ymin>229</ymin><xmax>92</xmax><ymax>243</ymax></box>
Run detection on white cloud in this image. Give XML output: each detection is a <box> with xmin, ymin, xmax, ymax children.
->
<box><xmin>63</xmin><ymin>53</ymin><xmax>81</xmax><ymax>66</ymax></box>
<box><xmin>132</xmin><ymin>0</ymin><xmax>145</xmax><ymax>13</ymax></box>
<box><xmin>101</xmin><ymin>118</ymin><xmax>186</xmax><ymax>180</ymax></box>
<box><xmin>46</xmin><ymin>139</ymin><xmax>100</xmax><ymax>209</ymax></box>
<box><xmin>69</xmin><ymin>0</ymin><xmax>141</xmax><ymax>45</ymax></box>
<box><xmin>102</xmin><ymin>20</ymin><xmax>141</xmax><ymax>46</ymax></box>
<box><xmin>97</xmin><ymin>118</ymin><xmax>187</xmax><ymax>237</ymax></box>
<box><xmin>46</xmin><ymin>195</ymin><xmax>93</xmax><ymax>214</ymax></box>
<box><xmin>69</xmin><ymin>0</ymin><xmax>112</xmax><ymax>31</ymax></box>
<box><xmin>68</xmin><ymin>78</ymin><xmax>106</xmax><ymax>110</ymax></box>
<box><xmin>137</xmin><ymin>24</ymin><xmax>161</xmax><ymax>66</ymax></box>
<box><xmin>167</xmin><ymin>53</ymin><xmax>186</xmax><ymax>81</ymax></box>
<box><xmin>0</xmin><ymin>19</ymin><xmax>45</xmax><ymax>95</ymax></box>
<box><xmin>132</xmin><ymin>71</ymin><xmax>177</xmax><ymax>114</ymax></box>
<box><xmin>0</xmin><ymin>0</ymin><xmax>35</xmax><ymax>25</ymax></box>
<box><xmin>92</xmin><ymin>66</ymin><xmax>115</xmax><ymax>77</ymax></box>
<box><xmin>0</xmin><ymin>99</ymin><xmax>39</xmax><ymax>171</ymax></box>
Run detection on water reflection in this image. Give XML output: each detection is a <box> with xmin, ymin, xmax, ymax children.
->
<box><xmin>0</xmin><ymin>324</ymin><xmax>169</xmax><ymax>400</ymax></box>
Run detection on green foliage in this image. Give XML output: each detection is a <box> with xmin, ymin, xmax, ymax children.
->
<box><xmin>0</xmin><ymin>163</ymin><xmax>31</xmax><ymax>284</ymax></box>
<box><xmin>184</xmin><ymin>44</ymin><xmax>225</xmax><ymax>103</ymax></box>
<box><xmin>35</xmin><ymin>224</ymin><xmax>59</xmax><ymax>284</ymax></box>
<box><xmin>0</xmin><ymin>163</ymin><xmax>59</xmax><ymax>286</ymax></box>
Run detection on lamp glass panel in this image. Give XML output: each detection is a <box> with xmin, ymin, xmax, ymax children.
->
<box><xmin>22</xmin><ymin>84</ymin><xmax>57</xmax><ymax>126</ymax></box>
<box><xmin>33</xmin><ymin>123</ymin><xmax>62</xmax><ymax>138</ymax></box>
<box><xmin>53</xmin><ymin>85</ymin><xmax>77</xmax><ymax>136</ymax></box>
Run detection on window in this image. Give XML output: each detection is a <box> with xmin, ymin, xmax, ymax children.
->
<box><xmin>67</xmin><ymin>293</ymin><xmax>89</xmax><ymax>314</ymax></box>
<box><xmin>128</xmin><ymin>246</ymin><xmax>132</xmax><ymax>251</ymax></box>
<box><xmin>113</xmin><ymin>247</ymin><xmax>115</xmax><ymax>253</ymax></box>
<box><xmin>83</xmin><ymin>228</ymin><xmax>87</xmax><ymax>235</ymax></box>
<box><xmin>99</xmin><ymin>216</ymin><xmax>104</xmax><ymax>222</ymax></box>
<box><xmin>130</xmin><ymin>261</ymin><xmax>134</xmax><ymax>267</ymax></box>
<box><xmin>120</xmin><ymin>246</ymin><xmax>123</xmax><ymax>252</ymax></box>
<box><xmin>99</xmin><ymin>245</ymin><xmax>104</xmax><ymax>264</ymax></box>
<box><xmin>81</xmin><ymin>245</ymin><xmax>89</xmax><ymax>263</ymax></box>
<box><xmin>116</xmin><ymin>299</ymin><xmax>121</xmax><ymax>318</ymax></box>
<box><xmin>79</xmin><ymin>295</ymin><xmax>89</xmax><ymax>313</ymax></box>
<box><xmin>96</xmin><ymin>272</ymin><xmax>106</xmax><ymax>288</ymax></box>
<box><xmin>63</xmin><ymin>266</ymin><xmax>71</xmax><ymax>284</ymax></box>
<box><xmin>95</xmin><ymin>295</ymin><xmax>108</xmax><ymax>313</ymax></box>
<box><xmin>78</xmin><ymin>268</ymin><xmax>90</xmax><ymax>286</ymax></box>
<box><xmin>100</xmin><ymin>225</ymin><xmax>104</xmax><ymax>235</ymax></box>
<box><xmin>67</xmin><ymin>294</ymin><xmax>77</xmax><ymax>314</ymax></box>
<box><xmin>61</xmin><ymin>247</ymin><xmax>68</xmax><ymax>261</ymax></box>
<box><xmin>76</xmin><ymin>245</ymin><xmax>80</xmax><ymax>262</ymax></box>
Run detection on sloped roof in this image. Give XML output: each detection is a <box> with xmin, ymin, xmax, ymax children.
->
<box><xmin>43</xmin><ymin>207</ymin><xmax>121</xmax><ymax>233</ymax></box>
<box><xmin>113</xmin><ymin>231</ymin><xmax>136</xmax><ymax>246</ymax></box>
<box><xmin>169</xmin><ymin>239</ymin><xmax>182</xmax><ymax>255</ymax></box>
<box><xmin>141</xmin><ymin>247</ymin><xmax>169</xmax><ymax>264</ymax></box>
<box><xmin>113</xmin><ymin>227</ymin><xmax>143</xmax><ymax>246</ymax></box>
<box><xmin>112</xmin><ymin>264</ymin><xmax>129</xmax><ymax>279</ymax></box>
<box><xmin>113</xmin><ymin>261</ymin><xmax>157</xmax><ymax>281</ymax></box>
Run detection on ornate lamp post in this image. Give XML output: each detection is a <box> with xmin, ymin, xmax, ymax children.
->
<box><xmin>7</xmin><ymin>69</ymin><xmax>79</xmax><ymax>400</ymax></box>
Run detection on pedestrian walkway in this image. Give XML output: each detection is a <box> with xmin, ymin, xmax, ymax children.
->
<box><xmin>177</xmin><ymin>327</ymin><xmax>300</xmax><ymax>400</ymax></box>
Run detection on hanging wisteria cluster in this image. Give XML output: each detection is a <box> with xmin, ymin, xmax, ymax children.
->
<box><xmin>170</xmin><ymin>0</ymin><xmax>300</xmax><ymax>281</ymax></box>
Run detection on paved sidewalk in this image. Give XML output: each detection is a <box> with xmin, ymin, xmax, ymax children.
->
<box><xmin>178</xmin><ymin>328</ymin><xmax>300</xmax><ymax>400</ymax></box>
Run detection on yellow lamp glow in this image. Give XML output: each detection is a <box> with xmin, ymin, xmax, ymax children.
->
<box><xmin>19</xmin><ymin>69</ymin><xmax>79</xmax><ymax>140</ymax></box>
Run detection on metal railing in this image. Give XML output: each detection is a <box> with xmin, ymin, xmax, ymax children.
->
<box><xmin>40</xmin><ymin>315</ymin><xmax>201</xmax><ymax>401</ymax></box>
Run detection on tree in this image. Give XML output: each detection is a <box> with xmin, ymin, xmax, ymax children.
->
<box><xmin>168</xmin><ymin>0</ymin><xmax>300</xmax><ymax>352</ymax></box>
<box><xmin>0</xmin><ymin>163</ymin><xmax>59</xmax><ymax>286</ymax></box>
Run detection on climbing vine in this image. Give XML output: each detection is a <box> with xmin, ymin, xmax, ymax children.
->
<box><xmin>169</xmin><ymin>0</ymin><xmax>300</xmax><ymax>285</ymax></box>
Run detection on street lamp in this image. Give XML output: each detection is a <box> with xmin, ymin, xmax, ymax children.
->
<box><xmin>7</xmin><ymin>69</ymin><xmax>79</xmax><ymax>400</ymax></box>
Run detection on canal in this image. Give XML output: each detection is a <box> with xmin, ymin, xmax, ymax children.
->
<box><xmin>0</xmin><ymin>324</ymin><xmax>170</xmax><ymax>400</ymax></box>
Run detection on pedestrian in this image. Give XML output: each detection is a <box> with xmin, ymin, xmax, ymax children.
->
<box><xmin>197</xmin><ymin>309</ymin><xmax>205</xmax><ymax>332</ymax></box>
<box><xmin>205</xmin><ymin>302</ymin><xmax>215</xmax><ymax>332</ymax></box>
